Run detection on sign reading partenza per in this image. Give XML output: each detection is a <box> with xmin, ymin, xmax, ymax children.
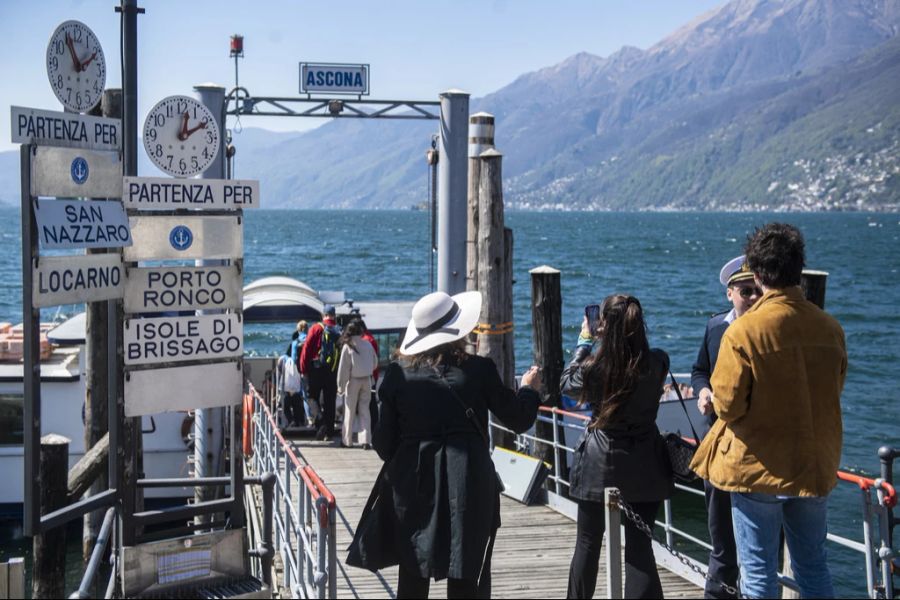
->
<box><xmin>124</xmin><ymin>313</ymin><xmax>242</xmax><ymax>366</ymax></box>
<box><xmin>34</xmin><ymin>199</ymin><xmax>132</xmax><ymax>249</ymax></box>
<box><xmin>125</xmin><ymin>360</ymin><xmax>242</xmax><ymax>416</ymax></box>
<box><xmin>123</xmin><ymin>177</ymin><xmax>259</xmax><ymax>210</ymax></box>
<box><xmin>124</xmin><ymin>265</ymin><xmax>242</xmax><ymax>314</ymax></box>
<box><xmin>31</xmin><ymin>146</ymin><xmax>122</xmax><ymax>198</ymax></box>
<box><xmin>33</xmin><ymin>253</ymin><xmax>124</xmax><ymax>307</ymax></box>
<box><xmin>11</xmin><ymin>106</ymin><xmax>121</xmax><ymax>151</ymax></box>
<box><xmin>125</xmin><ymin>215</ymin><xmax>242</xmax><ymax>261</ymax></box>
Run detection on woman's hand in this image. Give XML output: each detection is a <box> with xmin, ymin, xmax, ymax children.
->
<box><xmin>521</xmin><ymin>365</ymin><xmax>543</xmax><ymax>393</ymax></box>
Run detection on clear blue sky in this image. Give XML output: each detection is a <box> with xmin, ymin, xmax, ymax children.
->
<box><xmin>1</xmin><ymin>0</ymin><xmax>725</xmax><ymax>152</ymax></box>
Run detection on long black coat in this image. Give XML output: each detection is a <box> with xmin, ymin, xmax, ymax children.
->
<box><xmin>347</xmin><ymin>355</ymin><xmax>539</xmax><ymax>582</ymax></box>
<box><xmin>561</xmin><ymin>347</ymin><xmax>673</xmax><ymax>503</ymax></box>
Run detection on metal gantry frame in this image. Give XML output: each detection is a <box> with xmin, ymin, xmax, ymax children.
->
<box><xmin>226</xmin><ymin>87</ymin><xmax>440</xmax><ymax>121</ymax></box>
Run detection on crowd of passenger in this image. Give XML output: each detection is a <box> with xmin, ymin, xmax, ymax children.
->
<box><xmin>276</xmin><ymin>222</ymin><xmax>848</xmax><ymax>599</ymax></box>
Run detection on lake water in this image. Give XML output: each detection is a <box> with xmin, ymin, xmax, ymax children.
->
<box><xmin>1</xmin><ymin>207</ymin><xmax>898</xmax><ymax>597</ymax></box>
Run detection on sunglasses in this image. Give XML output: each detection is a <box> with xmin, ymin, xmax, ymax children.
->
<box><xmin>735</xmin><ymin>286</ymin><xmax>762</xmax><ymax>299</ymax></box>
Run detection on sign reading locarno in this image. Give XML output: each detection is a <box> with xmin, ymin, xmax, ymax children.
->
<box><xmin>299</xmin><ymin>63</ymin><xmax>369</xmax><ymax>95</ymax></box>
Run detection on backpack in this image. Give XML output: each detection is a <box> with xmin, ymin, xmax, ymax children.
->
<box><xmin>318</xmin><ymin>324</ymin><xmax>341</xmax><ymax>372</ymax></box>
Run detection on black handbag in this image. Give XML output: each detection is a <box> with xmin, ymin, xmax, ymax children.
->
<box><xmin>662</xmin><ymin>371</ymin><xmax>700</xmax><ymax>484</ymax></box>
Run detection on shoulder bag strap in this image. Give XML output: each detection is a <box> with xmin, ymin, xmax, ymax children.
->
<box><xmin>434</xmin><ymin>367</ymin><xmax>491</xmax><ymax>448</ymax></box>
<box><xmin>668</xmin><ymin>370</ymin><xmax>701</xmax><ymax>443</ymax></box>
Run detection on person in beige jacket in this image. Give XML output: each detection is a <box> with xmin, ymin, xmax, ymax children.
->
<box><xmin>337</xmin><ymin>321</ymin><xmax>379</xmax><ymax>448</ymax></box>
<box><xmin>690</xmin><ymin>223</ymin><xmax>847</xmax><ymax>599</ymax></box>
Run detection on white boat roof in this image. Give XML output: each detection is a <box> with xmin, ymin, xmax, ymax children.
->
<box><xmin>46</xmin><ymin>312</ymin><xmax>86</xmax><ymax>345</ymax></box>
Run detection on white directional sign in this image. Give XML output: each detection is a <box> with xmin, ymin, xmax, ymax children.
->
<box><xmin>124</xmin><ymin>215</ymin><xmax>242</xmax><ymax>262</ymax></box>
<box><xmin>33</xmin><ymin>199</ymin><xmax>132</xmax><ymax>249</ymax></box>
<box><xmin>300</xmin><ymin>62</ymin><xmax>369</xmax><ymax>95</ymax></box>
<box><xmin>124</xmin><ymin>313</ymin><xmax>243</xmax><ymax>366</ymax></box>
<box><xmin>124</xmin><ymin>265</ymin><xmax>242</xmax><ymax>314</ymax></box>
<box><xmin>31</xmin><ymin>146</ymin><xmax>122</xmax><ymax>198</ymax></box>
<box><xmin>33</xmin><ymin>253</ymin><xmax>124</xmax><ymax>307</ymax></box>
<box><xmin>123</xmin><ymin>177</ymin><xmax>259</xmax><ymax>210</ymax></box>
<box><xmin>11</xmin><ymin>106</ymin><xmax>121</xmax><ymax>151</ymax></box>
<box><xmin>125</xmin><ymin>360</ymin><xmax>242</xmax><ymax>416</ymax></box>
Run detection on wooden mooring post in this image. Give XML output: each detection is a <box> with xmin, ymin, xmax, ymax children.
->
<box><xmin>530</xmin><ymin>266</ymin><xmax>566</xmax><ymax>482</ymax></box>
<box><xmin>33</xmin><ymin>434</ymin><xmax>70</xmax><ymax>599</ymax></box>
<box><xmin>801</xmin><ymin>270</ymin><xmax>827</xmax><ymax>309</ymax></box>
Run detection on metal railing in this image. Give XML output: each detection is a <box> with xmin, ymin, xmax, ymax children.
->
<box><xmin>70</xmin><ymin>507</ymin><xmax>116</xmax><ymax>599</ymax></box>
<box><xmin>248</xmin><ymin>383</ymin><xmax>338</xmax><ymax>599</ymax></box>
<box><xmin>490</xmin><ymin>405</ymin><xmax>898</xmax><ymax>599</ymax></box>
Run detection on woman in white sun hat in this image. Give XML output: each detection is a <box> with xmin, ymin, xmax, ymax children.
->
<box><xmin>347</xmin><ymin>290</ymin><xmax>543</xmax><ymax>599</ymax></box>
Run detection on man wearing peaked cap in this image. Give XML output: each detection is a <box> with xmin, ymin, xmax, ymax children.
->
<box><xmin>690</xmin><ymin>254</ymin><xmax>761</xmax><ymax>599</ymax></box>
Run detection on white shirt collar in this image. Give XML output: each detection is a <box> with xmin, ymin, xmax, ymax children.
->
<box><xmin>724</xmin><ymin>308</ymin><xmax>738</xmax><ymax>324</ymax></box>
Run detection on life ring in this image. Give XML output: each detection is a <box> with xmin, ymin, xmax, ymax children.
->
<box><xmin>242</xmin><ymin>394</ymin><xmax>254</xmax><ymax>457</ymax></box>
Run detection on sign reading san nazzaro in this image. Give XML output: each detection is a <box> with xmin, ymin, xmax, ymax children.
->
<box><xmin>299</xmin><ymin>63</ymin><xmax>369</xmax><ymax>95</ymax></box>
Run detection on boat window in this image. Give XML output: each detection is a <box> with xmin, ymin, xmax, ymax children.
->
<box><xmin>0</xmin><ymin>394</ymin><xmax>23</xmax><ymax>446</ymax></box>
<box><xmin>372</xmin><ymin>332</ymin><xmax>402</xmax><ymax>369</ymax></box>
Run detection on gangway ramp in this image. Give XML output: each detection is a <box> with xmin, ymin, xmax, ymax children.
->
<box><xmin>289</xmin><ymin>440</ymin><xmax>702</xmax><ymax>599</ymax></box>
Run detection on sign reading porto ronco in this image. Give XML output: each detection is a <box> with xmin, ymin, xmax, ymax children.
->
<box><xmin>299</xmin><ymin>62</ymin><xmax>369</xmax><ymax>95</ymax></box>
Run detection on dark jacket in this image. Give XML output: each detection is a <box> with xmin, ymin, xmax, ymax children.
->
<box><xmin>560</xmin><ymin>347</ymin><xmax>673</xmax><ymax>503</ymax></box>
<box><xmin>348</xmin><ymin>355</ymin><xmax>539</xmax><ymax>582</ymax></box>
<box><xmin>691</xmin><ymin>311</ymin><xmax>730</xmax><ymax>427</ymax></box>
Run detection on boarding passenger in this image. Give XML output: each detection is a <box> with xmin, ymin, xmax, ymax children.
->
<box><xmin>354</xmin><ymin>318</ymin><xmax>381</xmax><ymax>428</ymax></box>
<box><xmin>690</xmin><ymin>223</ymin><xmax>847</xmax><ymax>599</ymax></box>
<box><xmin>691</xmin><ymin>255</ymin><xmax>761</xmax><ymax>599</ymax></box>
<box><xmin>336</xmin><ymin>321</ymin><xmax>378</xmax><ymax>449</ymax></box>
<box><xmin>292</xmin><ymin>320</ymin><xmax>311</xmax><ymax>424</ymax></box>
<box><xmin>346</xmin><ymin>291</ymin><xmax>542</xmax><ymax>599</ymax></box>
<box><xmin>300</xmin><ymin>305</ymin><xmax>342</xmax><ymax>440</ymax></box>
<box><xmin>562</xmin><ymin>295</ymin><xmax>673</xmax><ymax>599</ymax></box>
<box><xmin>276</xmin><ymin>343</ymin><xmax>304</xmax><ymax>427</ymax></box>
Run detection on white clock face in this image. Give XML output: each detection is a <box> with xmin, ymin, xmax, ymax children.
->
<box><xmin>143</xmin><ymin>95</ymin><xmax>221</xmax><ymax>178</ymax></box>
<box><xmin>46</xmin><ymin>20</ymin><xmax>106</xmax><ymax>113</ymax></box>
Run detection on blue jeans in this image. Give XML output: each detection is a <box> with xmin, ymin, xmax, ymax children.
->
<box><xmin>731</xmin><ymin>492</ymin><xmax>833</xmax><ymax>599</ymax></box>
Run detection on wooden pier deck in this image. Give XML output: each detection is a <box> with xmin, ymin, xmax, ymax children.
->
<box><xmin>284</xmin><ymin>439</ymin><xmax>703</xmax><ymax>599</ymax></box>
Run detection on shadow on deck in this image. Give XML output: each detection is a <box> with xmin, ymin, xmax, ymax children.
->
<box><xmin>282</xmin><ymin>439</ymin><xmax>702</xmax><ymax>599</ymax></box>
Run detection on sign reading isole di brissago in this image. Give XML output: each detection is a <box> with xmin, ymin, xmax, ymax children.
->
<box><xmin>124</xmin><ymin>313</ymin><xmax>243</xmax><ymax>366</ymax></box>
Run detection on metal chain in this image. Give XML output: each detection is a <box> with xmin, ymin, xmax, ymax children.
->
<box><xmin>613</xmin><ymin>493</ymin><xmax>740</xmax><ymax>597</ymax></box>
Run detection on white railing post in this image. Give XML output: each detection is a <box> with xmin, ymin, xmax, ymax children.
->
<box><xmin>664</xmin><ymin>498</ymin><xmax>675</xmax><ymax>548</ymax></box>
<box><xmin>551</xmin><ymin>410</ymin><xmax>562</xmax><ymax>496</ymax></box>
<box><xmin>605</xmin><ymin>487</ymin><xmax>623</xmax><ymax>599</ymax></box>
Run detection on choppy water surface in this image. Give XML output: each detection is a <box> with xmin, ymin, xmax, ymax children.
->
<box><xmin>1</xmin><ymin>207</ymin><xmax>898</xmax><ymax>597</ymax></box>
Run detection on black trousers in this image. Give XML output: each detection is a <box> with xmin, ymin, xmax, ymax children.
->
<box><xmin>308</xmin><ymin>366</ymin><xmax>337</xmax><ymax>438</ymax></box>
<box><xmin>703</xmin><ymin>481</ymin><xmax>739</xmax><ymax>599</ymax></box>
<box><xmin>567</xmin><ymin>499</ymin><xmax>662</xmax><ymax>599</ymax></box>
<box><xmin>283</xmin><ymin>392</ymin><xmax>306</xmax><ymax>426</ymax></box>
<box><xmin>396</xmin><ymin>549</ymin><xmax>493</xmax><ymax>599</ymax></box>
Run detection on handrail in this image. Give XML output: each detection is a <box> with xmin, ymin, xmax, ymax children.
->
<box><xmin>511</xmin><ymin>404</ymin><xmax>897</xmax><ymax>598</ymax></box>
<box><xmin>537</xmin><ymin>405</ymin><xmax>898</xmax><ymax>506</ymax></box>
<box><xmin>247</xmin><ymin>381</ymin><xmax>338</xmax><ymax>598</ymax></box>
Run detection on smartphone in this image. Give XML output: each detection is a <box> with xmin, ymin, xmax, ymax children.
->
<box><xmin>584</xmin><ymin>304</ymin><xmax>601</xmax><ymax>337</ymax></box>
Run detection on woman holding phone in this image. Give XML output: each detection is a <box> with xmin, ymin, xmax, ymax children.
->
<box><xmin>562</xmin><ymin>294</ymin><xmax>673</xmax><ymax>599</ymax></box>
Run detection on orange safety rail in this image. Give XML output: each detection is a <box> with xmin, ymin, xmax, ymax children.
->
<box><xmin>536</xmin><ymin>406</ymin><xmax>898</xmax><ymax>508</ymax></box>
<box><xmin>249</xmin><ymin>384</ymin><xmax>338</xmax><ymax>517</ymax></box>
<box><xmin>837</xmin><ymin>471</ymin><xmax>897</xmax><ymax>508</ymax></box>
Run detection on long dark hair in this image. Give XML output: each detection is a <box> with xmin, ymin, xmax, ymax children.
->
<box><xmin>340</xmin><ymin>321</ymin><xmax>363</xmax><ymax>353</ymax></box>
<box><xmin>580</xmin><ymin>294</ymin><xmax>650</xmax><ymax>429</ymax></box>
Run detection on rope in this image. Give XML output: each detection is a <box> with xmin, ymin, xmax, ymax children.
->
<box><xmin>473</xmin><ymin>321</ymin><xmax>513</xmax><ymax>335</ymax></box>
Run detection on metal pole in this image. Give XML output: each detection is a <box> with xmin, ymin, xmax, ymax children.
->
<box><xmin>21</xmin><ymin>144</ymin><xmax>40</xmax><ymax>538</ymax></box>
<box><xmin>605</xmin><ymin>488</ymin><xmax>623</xmax><ymax>599</ymax></box>
<box><xmin>436</xmin><ymin>89</ymin><xmax>469</xmax><ymax>294</ymax></box>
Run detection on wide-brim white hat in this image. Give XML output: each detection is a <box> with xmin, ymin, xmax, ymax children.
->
<box><xmin>400</xmin><ymin>290</ymin><xmax>482</xmax><ymax>355</ymax></box>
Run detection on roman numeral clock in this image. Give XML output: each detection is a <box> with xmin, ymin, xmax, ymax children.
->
<box><xmin>143</xmin><ymin>95</ymin><xmax>221</xmax><ymax>177</ymax></box>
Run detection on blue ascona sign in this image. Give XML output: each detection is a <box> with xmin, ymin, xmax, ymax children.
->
<box><xmin>33</xmin><ymin>199</ymin><xmax>132</xmax><ymax>249</ymax></box>
<box><xmin>123</xmin><ymin>176</ymin><xmax>259</xmax><ymax>210</ymax></box>
<box><xmin>125</xmin><ymin>361</ymin><xmax>241</xmax><ymax>416</ymax></box>
<box><xmin>300</xmin><ymin>63</ymin><xmax>369</xmax><ymax>95</ymax></box>
<box><xmin>33</xmin><ymin>253</ymin><xmax>123</xmax><ymax>307</ymax></box>
<box><xmin>31</xmin><ymin>146</ymin><xmax>122</xmax><ymax>198</ymax></box>
<box><xmin>11</xmin><ymin>106</ymin><xmax>121</xmax><ymax>151</ymax></box>
<box><xmin>124</xmin><ymin>313</ymin><xmax>243</xmax><ymax>366</ymax></box>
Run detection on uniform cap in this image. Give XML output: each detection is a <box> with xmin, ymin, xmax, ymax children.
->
<box><xmin>719</xmin><ymin>255</ymin><xmax>755</xmax><ymax>286</ymax></box>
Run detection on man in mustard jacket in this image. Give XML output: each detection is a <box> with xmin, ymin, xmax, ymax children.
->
<box><xmin>690</xmin><ymin>223</ymin><xmax>847</xmax><ymax>599</ymax></box>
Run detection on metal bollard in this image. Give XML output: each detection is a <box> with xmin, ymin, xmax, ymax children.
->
<box><xmin>605</xmin><ymin>487</ymin><xmax>623</xmax><ymax>599</ymax></box>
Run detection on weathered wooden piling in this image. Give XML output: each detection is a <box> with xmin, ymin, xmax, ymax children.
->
<box><xmin>801</xmin><ymin>270</ymin><xmax>827</xmax><ymax>309</ymax></box>
<box><xmin>33</xmin><ymin>434</ymin><xmax>70</xmax><ymax>599</ymax></box>
<box><xmin>529</xmin><ymin>267</ymin><xmax>565</xmax><ymax>479</ymax></box>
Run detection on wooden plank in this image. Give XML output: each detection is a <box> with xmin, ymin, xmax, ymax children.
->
<box><xmin>269</xmin><ymin>440</ymin><xmax>703</xmax><ymax>599</ymax></box>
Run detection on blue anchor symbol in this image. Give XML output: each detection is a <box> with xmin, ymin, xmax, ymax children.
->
<box><xmin>71</xmin><ymin>157</ymin><xmax>89</xmax><ymax>185</ymax></box>
<box><xmin>169</xmin><ymin>225</ymin><xmax>194</xmax><ymax>251</ymax></box>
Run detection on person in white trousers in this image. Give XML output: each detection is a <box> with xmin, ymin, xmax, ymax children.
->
<box><xmin>336</xmin><ymin>321</ymin><xmax>379</xmax><ymax>448</ymax></box>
